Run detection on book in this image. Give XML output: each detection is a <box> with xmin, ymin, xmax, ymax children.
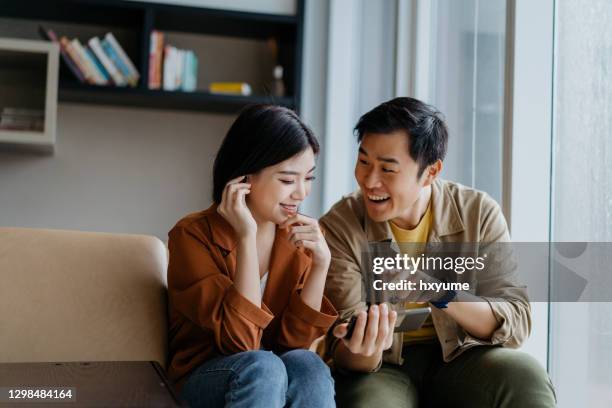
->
<box><xmin>209</xmin><ymin>82</ymin><xmax>252</xmax><ymax>96</ymax></box>
<box><xmin>89</xmin><ymin>37</ymin><xmax>126</xmax><ymax>86</ymax></box>
<box><xmin>174</xmin><ymin>48</ymin><xmax>184</xmax><ymax>90</ymax></box>
<box><xmin>37</xmin><ymin>25</ymin><xmax>85</xmax><ymax>83</ymax></box>
<box><xmin>71</xmin><ymin>38</ymin><xmax>106</xmax><ymax>85</ymax></box>
<box><xmin>61</xmin><ymin>37</ymin><xmax>95</xmax><ymax>85</ymax></box>
<box><xmin>85</xmin><ymin>46</ymin><xmax>111</xmax><ymax>84</ymax></box>
<box><xmin>181</xmin><ymin>51</ymin><xmax>198</xmax><ymax>92</ymax></box>
<box><xmin>103</xmin><ymin>32</ymin><xmax>139</xmax><ymax>86</ymax></box>
<box><xmin>100</xmin><ymin>38</ymin><xmax>132</xmax><ymax>85</ymax></box>
<box><xmin>148</xmin><ymin>30</ymin><xmax>164</xmax><ymax>89</ymax></box>
<box><xmin>162</xmin><ymin>45</ymin><xmax>176</xmax><ymax>91</ymax></box>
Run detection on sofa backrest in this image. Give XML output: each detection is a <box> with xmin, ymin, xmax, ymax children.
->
<box><xmin>0</xmin><ymin>228</ymin><xmax>168</xmax><ymax>368</ymax></box>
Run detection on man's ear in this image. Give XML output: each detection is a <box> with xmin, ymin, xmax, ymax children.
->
<box><xmin>422</xmin><ymin>160</ymin><xmax>442</xmax><ymax>186</ymax></box>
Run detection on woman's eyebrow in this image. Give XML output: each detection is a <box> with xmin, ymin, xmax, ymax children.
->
<box><xmin>277</xmin><ymin>166</ymin><xmax>316</xmax><ymax>175</ymax></box>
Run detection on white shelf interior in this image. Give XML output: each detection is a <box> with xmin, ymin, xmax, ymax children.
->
<box><xmin>0</xmin><ymin>37</ymin><xmax>59</xmax><ymax>153</ymax></box>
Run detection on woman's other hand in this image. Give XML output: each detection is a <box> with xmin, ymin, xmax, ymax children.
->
<box><xmin>280</xmin><ymin>213</ymin><xmax>331</xmax><ymax>269</ymax></box>
<box><xmin>217</xmin><ymin>176</ymin><xmax>257</xmax><ymax>238</ymax></box>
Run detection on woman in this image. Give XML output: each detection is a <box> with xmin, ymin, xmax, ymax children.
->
<box><xmin>167</xmin><ymin>104</ymin><xmax>338</xmax><ymax>408</ymax></box>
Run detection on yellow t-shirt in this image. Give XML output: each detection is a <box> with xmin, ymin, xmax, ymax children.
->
<box><xmin>388</xmin><ymin>201</ymin><xmax>437</xmax><ymax>343</ymax></box>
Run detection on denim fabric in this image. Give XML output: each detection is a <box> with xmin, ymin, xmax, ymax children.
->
<box><xmin>181</xmin><ymin>349</ymin><xmax>335</xmax><ymax>408</ymax></box>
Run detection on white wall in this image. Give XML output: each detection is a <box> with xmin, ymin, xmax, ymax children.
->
<box><xmin>0</xmin><ymin>104</ymin><xmax>231</xmax><ymax>239</ymax></box>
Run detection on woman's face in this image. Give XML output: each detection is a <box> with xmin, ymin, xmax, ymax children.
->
<box><xmin>246</xmin><ymin>148</ymin><xmax>316</xmax><ymax>225</ymax></box>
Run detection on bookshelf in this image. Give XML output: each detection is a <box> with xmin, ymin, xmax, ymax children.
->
<box><xmin>0</xmin><ymin>38</ymin><xmax>59</xmax><ymax>152</ymax></box>
<box><xmin>0</xmin><ymin>0</ymin><xmax>304</xmax><ymax>114</ymax></box>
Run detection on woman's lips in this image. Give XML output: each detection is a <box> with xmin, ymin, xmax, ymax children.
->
<box><xmin>280</xmin><ymin>203</ymin><xmax>298</xmax><ymax>214</ymax></box>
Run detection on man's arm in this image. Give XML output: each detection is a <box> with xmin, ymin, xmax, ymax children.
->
<box><xmin>321</xmin><ymin>205</ymin><xmax>396</xmax><ymax>372</ymax></box>
<box><xmin>332</xmin><ymin>305</ymin><xmax>397</xmax><ymax>372</ymax></box>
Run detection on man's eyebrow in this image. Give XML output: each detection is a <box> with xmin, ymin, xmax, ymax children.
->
<box><xmin>377</xmin><ymin>156</ymin><xmax>399</xmax><ymax>164</ymax></box>
<box><xmin>359</xmin><ymin>147</ymin><xmax>399</xmax><ymax>164</ymax></box>
<box><xmin>277</xmin><ymin>166</ymin><xmax>316</xmax><ymax>175</ymax></box>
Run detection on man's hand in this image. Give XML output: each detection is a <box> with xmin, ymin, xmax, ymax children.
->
<box><xmin>333</xmin><ymin>304</ymin><xmax>397</xmax><ymax>360</ymax></box>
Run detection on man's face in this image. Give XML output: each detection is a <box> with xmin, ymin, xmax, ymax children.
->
<box><xmin>354</xmin><ymin>131</ymin><xmax>427</xmax><ymax>223</ymax></box>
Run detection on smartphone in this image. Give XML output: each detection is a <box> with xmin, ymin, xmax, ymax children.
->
<box><xmin>344</xmin><ymin>307</ymin><xmax>432</xmax><ymax>339</ymax></box>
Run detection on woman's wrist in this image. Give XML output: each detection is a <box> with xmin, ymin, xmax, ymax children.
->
<box><xmin>311</xmin><ymin>256</ymin><xmax>330</xmax><ymax>273</ymax></box>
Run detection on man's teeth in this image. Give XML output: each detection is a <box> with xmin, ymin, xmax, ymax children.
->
<box><xmin>368</xmin><ymin>194</ymin><xmax>389</xmax><ymax>201</ymax></box>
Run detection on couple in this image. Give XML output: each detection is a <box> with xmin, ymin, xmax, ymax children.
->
<box><xmin>166</xmin><ymin>98</ymin><xmax>556</xmax><ymax>407</ymax></box>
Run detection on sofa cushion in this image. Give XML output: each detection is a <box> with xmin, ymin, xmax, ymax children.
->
<box><xmin>0</xmin><ymin>228</ymin><xmax>168</xmax><ymax>368</ymax></box>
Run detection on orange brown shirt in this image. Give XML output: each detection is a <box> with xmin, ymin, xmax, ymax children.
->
<box><xmin>166</xmin><ymin>205</ymin><xmax>338</xmax><ymax>390</ymax></box>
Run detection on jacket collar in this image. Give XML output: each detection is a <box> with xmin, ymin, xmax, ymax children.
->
<box><xmin>364</xmin><ymin>178</ymin><xmax>465</xmax><ymax>243</ymax></box>
<box><xmin>206</xmin><ymin>204</ymin><xmax>239</xmax><ymax>253</ymax></box>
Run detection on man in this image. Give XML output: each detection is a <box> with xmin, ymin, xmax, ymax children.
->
<box><xmin>320</xmin><ymin>97</ymin><xmax>556</xmax><ymax>407</ymax></box>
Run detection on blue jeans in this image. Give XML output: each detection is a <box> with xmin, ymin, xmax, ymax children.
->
<box><xmin>181</xmin><ymin>349</ymin><xmax>335</xmax><ymax>408</ymax></box>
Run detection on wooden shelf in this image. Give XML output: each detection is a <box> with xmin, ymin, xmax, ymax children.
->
<box><xmin>0</xmin><ymin>38</ymin><xmax>58</xmax><ymax>153</ymax></box>
<box><xmin>0</xmin><ymin>0</ymin><xmax>304</xmax><ymax>114</ymax></box>
<box><xmin>58</xmin><ymin>81</ymin><xmax>295</xmax><ymax>113</ymax></box>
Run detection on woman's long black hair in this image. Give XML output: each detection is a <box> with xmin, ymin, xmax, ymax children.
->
<box><xmin>212</xmin><ymin>104</ymin><xmax>319</xmax><ymax>203</ymax></box>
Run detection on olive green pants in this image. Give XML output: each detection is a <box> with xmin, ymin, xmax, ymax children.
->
<box><xmin>334</xmin><ymin>343</ymin><xmax>556</xmax><ymax>408</ymax></box>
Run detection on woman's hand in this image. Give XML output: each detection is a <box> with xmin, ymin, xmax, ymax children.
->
<box><xmin>217</xmin><ymin>176</ymin><xmax>257</xmax><ymax>238</ymax></box>
<box><xmin>280</xmin><ymin>213</ymin><xmax>331</xmax><ymax>269</ymax></box>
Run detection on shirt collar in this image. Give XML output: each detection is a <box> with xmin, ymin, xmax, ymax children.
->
<box><xmin>364</xmin><ymin>178</ymin><xmax>465</xmax><ymax>243</ymax></box>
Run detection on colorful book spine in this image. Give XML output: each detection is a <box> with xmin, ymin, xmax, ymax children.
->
<box><xmin>148</xmin><ymin>30</ymin><xmax>164</xmax><ymax>89</ymax></box>
<box><xmin>104</xmin><ymin>32</ymin><xmax>139</xmax><ymax>86</ymax></box>
<box><xmin>38</xmin><ymin>26</ymin><xmax>85</xmax><ymax>83</ymax></box>
<box><xmin>85</xmin><ymin>47</ymin><xmax>111</xmax><ymax>84</ymax></box>
<box><xmin>174</xmin><ymin>48</ymin><xmax>184</xmax><ymax>90</ymax></box>
<box><xmin>162</xmin><ymin>45</ymin><xmax>176</xmax><ymax>91</ymax></box>
<box><xmin>61</xmin><ymin>37</ymin><xmax>95</xmax><ymax>85</ymax></box>
<box><xmin>182</xmin><ymin>51</ymin><xmax>198</xmax><ymax>92</ymax></box>
<box><xmin>71</xmin><ymin>38</ymin><xmax>106</xmax><ymax>85</ymax></box>
<box><xmin>89</xmin><ymin>37</ymin><xmax>126</xmax><ymax>86</ymax></box>
<box><xmin>100</xmin><ymin>38</ymin><xmax>133</xmax><ymax>86</ymax></box>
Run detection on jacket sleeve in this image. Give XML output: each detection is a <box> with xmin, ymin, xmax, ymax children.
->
<box><xmin>276</xmin><ymin>273</ymin><xmax>338</xmax><ymax>351</ymax></box>
<box><xmin>167</xmin><ymin>226</ymin><xmax>274</xmax><ymax>355</ymax></box>
<box><xmin>319</xmin><ymin>210</ymin><xmax>369</xmax><ymax>358</ymax></box>
<box><xmin>465</xmin><ymin>195</ymin><xmax>532</xmax><ymax>349</ymax></box>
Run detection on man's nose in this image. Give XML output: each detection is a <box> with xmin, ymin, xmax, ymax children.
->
<box><xmin>363</xmin><ymin>169</ymin><xmax>382</xmax><ymax>189</ymax></box>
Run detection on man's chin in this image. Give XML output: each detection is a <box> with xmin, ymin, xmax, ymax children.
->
<box><xmin>364</xmin><ymin>207</ymin><xmax>392</xmax><ymax>223</ymax></box>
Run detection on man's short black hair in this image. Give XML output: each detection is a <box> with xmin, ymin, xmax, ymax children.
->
<box><xmin>354</xmin><ymin>97</ymin><xmax>448</xmax><ymax>177</ymax></box>
<box><xmin>212</xmin><ymin>104</ymin><xmax>319</xmax><ymax>203</ymax></box>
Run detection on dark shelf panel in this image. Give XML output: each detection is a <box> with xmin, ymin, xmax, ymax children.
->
<box><xmin>58</xmin><ymin>82</ymin><xmax>296</xmax><ymax>114</ymax></box>
<box><xmin>0</xmin><ymin>0</ymin><xmax>144</xmax><ymax>29</ymax></box>
<box><xmin>1</xmin><ymin>0</ymin><xmax>304</xmax><ymax>114</ymax></box>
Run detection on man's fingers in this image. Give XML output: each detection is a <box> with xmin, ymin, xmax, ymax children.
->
<box><xmin>388</xmin><ymin>310</ymin><xmax>398</xmax><ymax>338</ymax></box>
<box><xmin>375</xmin><ymin>303</ymin><xmax>389</xmax><ymax>351</ymax></box>
<box><xmin>347</xmin><ymin>312</ymin><xmax>367</xmax><ymax>351</ymax></box>
<box><xmin>363</xmin><ymin>306</ymin><xmax>379</xmax><ymax>354</ymax></box>
<box><xmin>333</xmin><ymin>323</ymin><xmax>348</xmax><ymax>338</ymax></box>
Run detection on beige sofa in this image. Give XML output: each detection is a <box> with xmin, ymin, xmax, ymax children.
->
<box><xmin>0</xmin><ymin>227</ymin><xmax>169</xmax><ymax>368</ymax></box>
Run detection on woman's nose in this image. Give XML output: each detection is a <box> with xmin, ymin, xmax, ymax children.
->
<box><xmin>292</xmin><ymin>181</ymin><xmax>307</xmax><ymax>200</ymax></box>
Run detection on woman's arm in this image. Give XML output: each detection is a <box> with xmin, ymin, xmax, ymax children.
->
<box><xmin>280</xmin><ymin>213</ymin><xmax>331</xmax><ymax>311</ymax></box>
<box><xmin>217</xmin><ymin>176</ymin><xmax>261</xmax><ymax>306</ymax></box>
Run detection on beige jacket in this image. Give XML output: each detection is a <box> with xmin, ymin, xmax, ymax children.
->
<box><xmin>320</xmin><ymin>178</ymin><xmax>530</xmax><ymax>367</ymax></box>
